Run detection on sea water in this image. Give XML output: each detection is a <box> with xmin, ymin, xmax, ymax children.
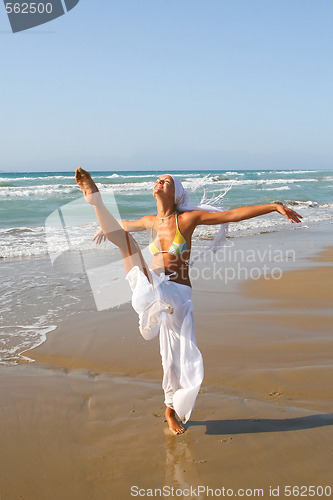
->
<box><xmin>1</xmin><ymin>169</ymin><xmax>332</xmax><ymax>364</ymax></box>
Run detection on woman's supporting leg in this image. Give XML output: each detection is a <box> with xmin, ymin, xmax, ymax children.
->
<box><xmin>159</xmin><ymin>281</ymin><xmax>203</xmax><ymax>433</ymax></box>
<box><xmin>75</xmin><ymin>167</ymin><xmax>151</xmax><ymax>281</ymax></box>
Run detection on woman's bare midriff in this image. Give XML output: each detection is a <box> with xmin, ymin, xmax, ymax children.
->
<box><xmin>151</xmin><ymin>252</ymin><xmax>192</xmax><ymax>287</ymax></box>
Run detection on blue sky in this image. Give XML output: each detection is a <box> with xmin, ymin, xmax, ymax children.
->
<box><xmin>1</xmin><ymin>0</ymin><xmax>332</xmax><ymax>172</ymax></box>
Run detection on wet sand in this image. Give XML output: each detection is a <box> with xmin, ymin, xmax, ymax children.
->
<box><xmin>0</xmin><ymin>241</ymin><xmax>332</xmax><ymax>499</ymax></box>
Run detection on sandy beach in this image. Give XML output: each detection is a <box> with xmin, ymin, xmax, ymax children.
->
<box><xmin>1</xmin><ymin>235</ymin><xmax>332</xmax><ymax>499</ymax></box>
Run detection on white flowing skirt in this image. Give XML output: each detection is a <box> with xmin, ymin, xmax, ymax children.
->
<box><xmin>126</xmin><ymin>266</ymin><xmax>204</xmax><ymax>423</ymax></box>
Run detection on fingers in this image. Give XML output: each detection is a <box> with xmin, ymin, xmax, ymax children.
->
<box><xmin>92</xmin><ymin>231</ymin><xmax>106</xmax><ymax>244</ymax></box>
<box><xmin>278</xmin><ymin>205</ymin><xmax>301</xmax><ymax>222</ymax></box>
<box><xmin>286</xmin><ymin>208</ymin><xmax>302</xmax><ymax>223</ymax></box>
<box><xmin>290</xmin><ymin>209</ymin><xmax>302</xmax><ymax>222</ymax></box>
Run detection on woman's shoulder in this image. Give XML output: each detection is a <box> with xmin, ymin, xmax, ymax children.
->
<box><xmin>177</xmin><ymin>210</ymin><xmax>204</xmax><ymax>222</ymax></box>
<box><xmin>141</xmin><ymin>214</ymin><xmax>157</xmax><ymax>227</ymax></box>
<box><xmin>177</xmin><ymin>211</ymin><xmax>203</xmax><ymax>232</ymax></box>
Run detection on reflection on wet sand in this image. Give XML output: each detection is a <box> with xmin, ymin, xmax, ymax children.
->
<box><xmin>164</xmin><ymin>434</ymin><xmax>205</xmax><ymax>500</ymax></box>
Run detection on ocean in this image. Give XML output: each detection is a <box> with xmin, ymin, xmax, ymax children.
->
<box><xmin>1</xmin><ymin>168</ymin><xmax>333</xmax><ymax>364</ymax></box>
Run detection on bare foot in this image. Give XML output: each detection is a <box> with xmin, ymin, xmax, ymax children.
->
<box><xmin>75</xmin><ymin>167</ymin><xmax>99</xmax><ymax>202</ymax></box>
<box><xmin>165</xmin><ymin>407</ymin><xmax>186</xmax><ymax>435</ymax></box>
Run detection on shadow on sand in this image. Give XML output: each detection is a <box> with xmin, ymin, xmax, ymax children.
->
<box><xmin>187</xmin><ymin>413</ymin><xmax>333</xmax><ymax>435</ymax></box>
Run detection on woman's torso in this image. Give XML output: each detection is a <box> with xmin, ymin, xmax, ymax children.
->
<box><xmin>147</xmin><ymin>212</ymin><xmax>193</xmax><ymax>286</ymax></box>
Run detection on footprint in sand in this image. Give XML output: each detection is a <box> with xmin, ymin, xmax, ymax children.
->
<box><xmin>268</xmin><ymin>391</ymin><xmax>282</xmax><ymax>397</ymax></box>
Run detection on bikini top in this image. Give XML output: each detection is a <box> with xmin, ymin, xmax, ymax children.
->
<box><xmin>149</xmin><ymin>212</ymin><xmax>188</xmax><ymax>256</ymax></box>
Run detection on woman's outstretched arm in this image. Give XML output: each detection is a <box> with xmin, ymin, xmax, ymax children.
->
<box><xmin>93</xmin><ymin>215</ymin><xmax>154</xmax><ymax>244</ymax></box>
<box><xmin>120</xmin><ymin>215</ymin><xmax>155</xmax><ymax>232</ymax></box>
<box><xmin>194</xmin><ymin>203</ymin><xmax>302</xmax><ymax>226</ymax></box>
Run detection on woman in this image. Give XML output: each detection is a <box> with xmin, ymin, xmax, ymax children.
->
<box><xmin>75</xmin><ymin>168</ymin><xmax>302</xmax><ymax>435</ymax></box>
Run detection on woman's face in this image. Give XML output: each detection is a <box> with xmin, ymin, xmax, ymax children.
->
<box><xmin>153</xmin><ymin>175</ymin><xmax>175</xmax><ymax>200</ymax></box>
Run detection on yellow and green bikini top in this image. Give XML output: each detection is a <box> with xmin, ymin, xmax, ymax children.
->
<box><xmin>149</xmin><ymin>212</ymin><xmax>188</xmax><ymax>256</ymax></box>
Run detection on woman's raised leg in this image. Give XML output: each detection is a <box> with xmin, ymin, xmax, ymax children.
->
<box><xmin>75</xmin><ymin>167</ymin><xmax>151</xmax><ymax>281</ymax></box>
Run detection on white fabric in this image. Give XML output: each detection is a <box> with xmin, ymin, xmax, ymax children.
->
<box><xmin>171</xmin><ymin>175</ymin><xmax>233</xmax><ymax>261</ymax></box>
<box><xmin>126</xmin><ymin>266</ymin><xmax>173</xmax><ymax>340</ymax></box>
<box><xmin>126</xmin><ymin>266</ymin><xmax>204</xmax><ymax>423</ymax></box>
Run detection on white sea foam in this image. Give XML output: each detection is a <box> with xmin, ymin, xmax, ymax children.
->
<box><xmin>0</xmin><ymin>324</ymin><xmax>57</xmax><ymax>365</ymax></box>
<box><xmin>231</xmin><ymin>178</ymin><xmax>318</xmax><ymax>185</ymax></box>
<box><xmin>0</xmin><ymin>223</ymin><xmax>101</xmax><ymax>258</ymax></box>
<box><xmin>0</xmin><ymin>184</ymin><xmax>79</xmax><ymax>198</ymax></box>
<box><xmin>225</xmin><ymin>171</ymin><xmax>245</xmax><ymax>176</ymax></box>
<box><xmin>0</xmin><ymin>175</ymin><xmax>70</xmax><ymax>182</ymax></box>
<box><xmin>255</xmin><ymin>170</ymin><xmax>319</xmax><ymax>175</ymax></box>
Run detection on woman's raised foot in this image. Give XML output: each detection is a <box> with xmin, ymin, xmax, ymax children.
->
<box><xmin>75</xmin><ymin>167</ymin><xmax>100</xmax><ymax>204</ymax></box>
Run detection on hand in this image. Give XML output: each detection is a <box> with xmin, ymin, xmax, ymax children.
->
<box><xmin>93</xmin><ymin>228</ymin><xmax>106</xmax><ymax>244</ymax></box>
<box><xmin>275</xmin><ymin>204</ymin><xmax>302</xmax><ymax>223</ymax></box>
